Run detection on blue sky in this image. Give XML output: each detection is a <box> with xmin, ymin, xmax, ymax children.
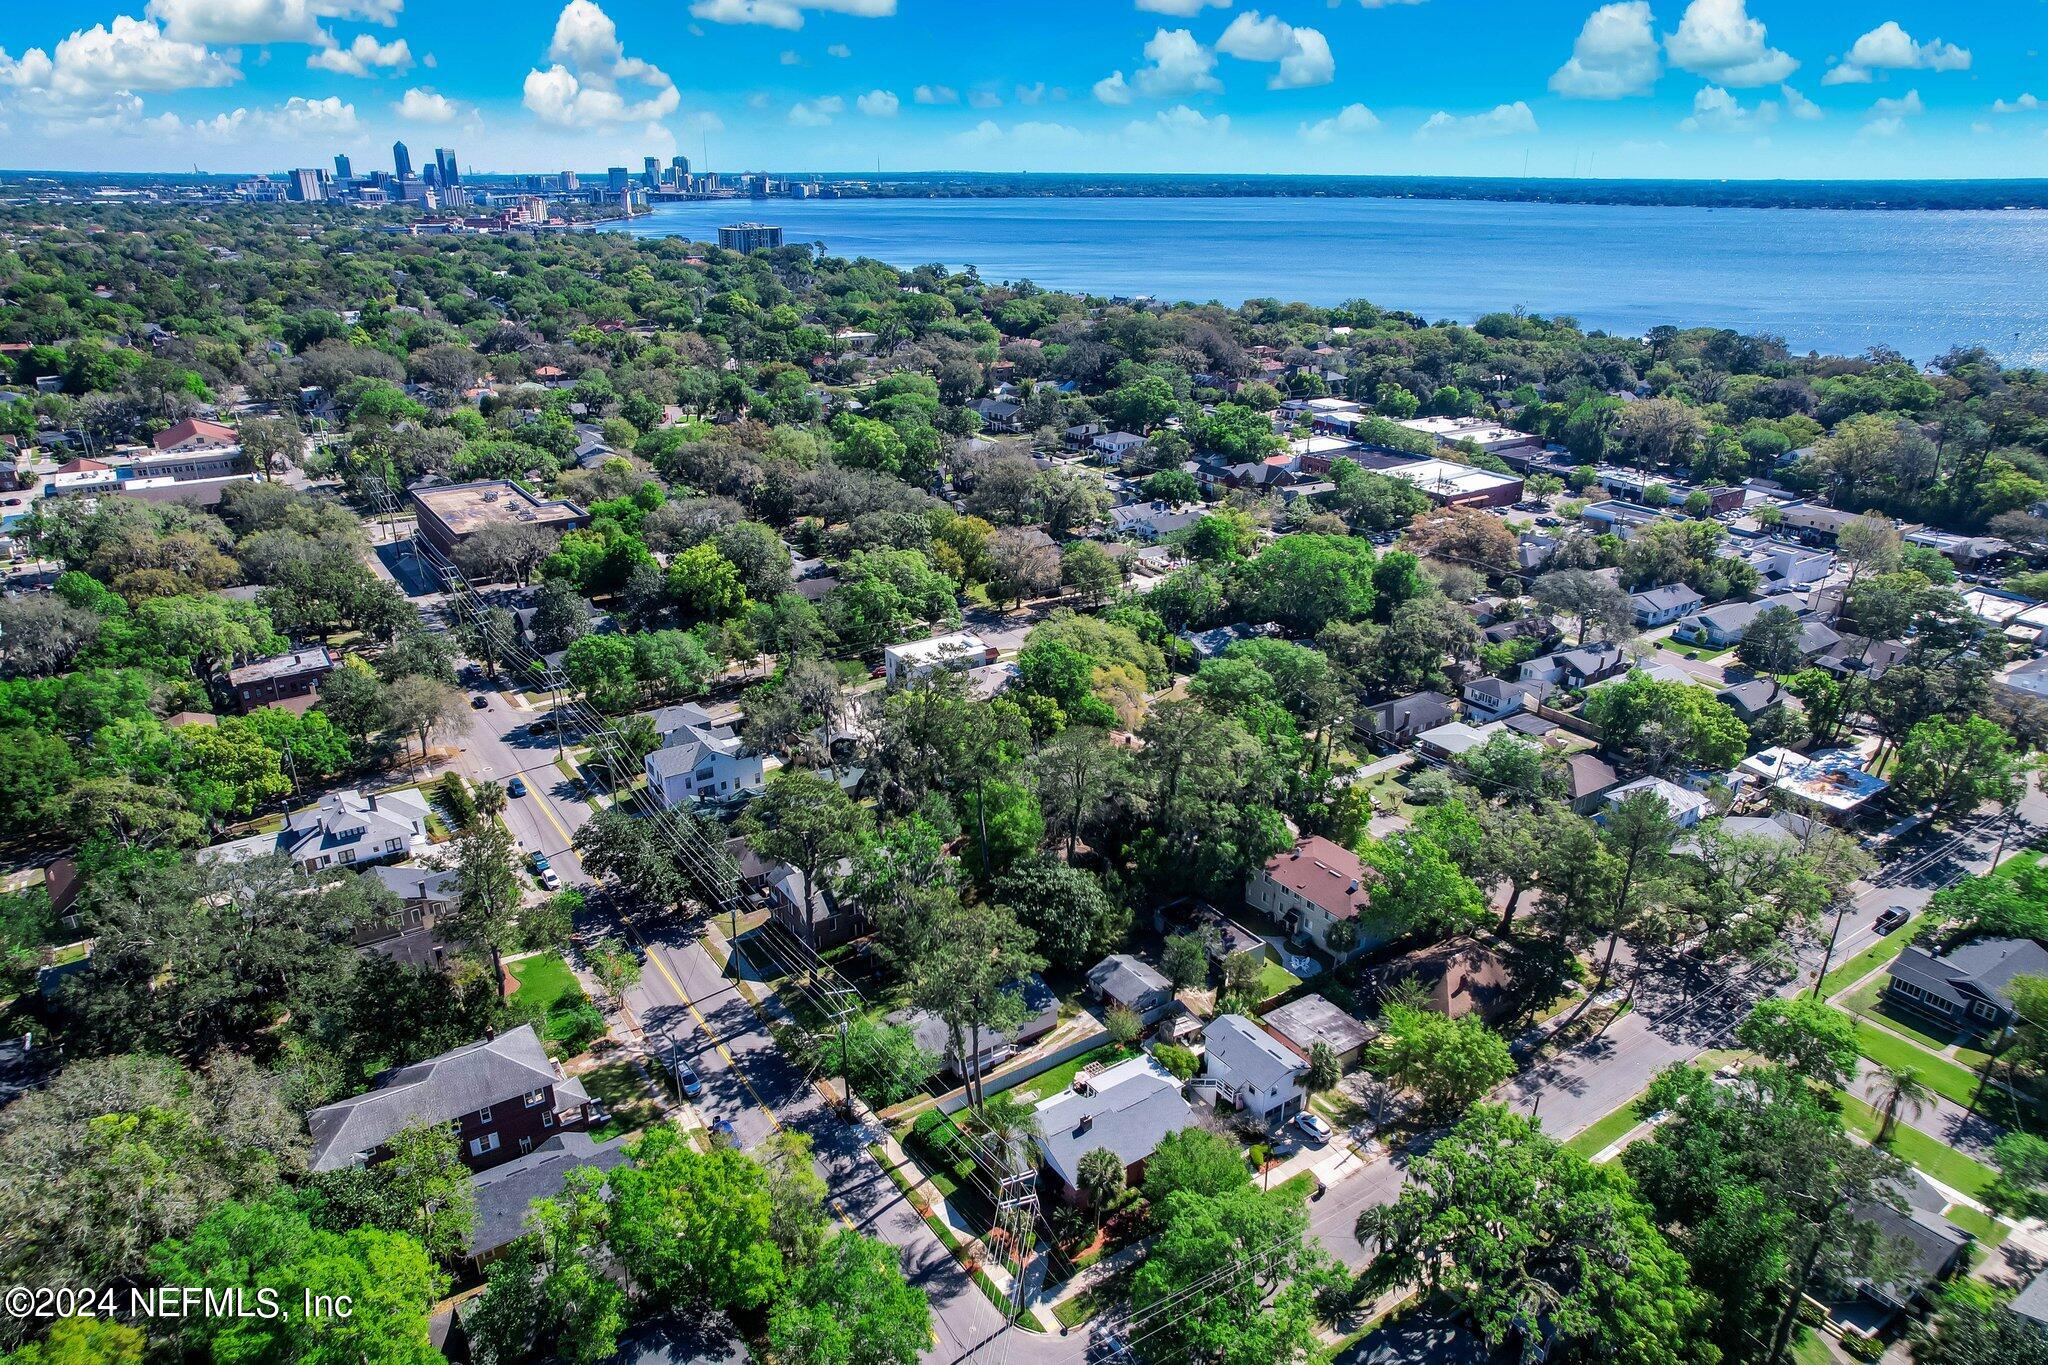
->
<box><xmin>2</xmin><ymin>0</ymin><xmax>2045</xmax><ymax>178</ymax></box>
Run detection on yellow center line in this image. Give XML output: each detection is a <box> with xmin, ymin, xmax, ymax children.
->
<box><xmin>628</xmin><ymin>922</ymin><xmax>784</xmax><ymax>1131</ymax></box>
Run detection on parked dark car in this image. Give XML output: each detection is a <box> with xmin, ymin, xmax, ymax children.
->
<box><xmin>1874</xmin><ymin>906</ymin><xmax>1913</xmax><ymax>935</ymax></box>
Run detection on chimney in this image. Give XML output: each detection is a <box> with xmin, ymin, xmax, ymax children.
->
<box><xmin>1076</xmin><ymin>1114</ymin><xmax>1093</xmax><ymax>1135</ymax></box>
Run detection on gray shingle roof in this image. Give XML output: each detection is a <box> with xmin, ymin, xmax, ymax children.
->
<box><xmin>1032</xmin><ymin>1056</ymin><xmax>1193</xmax><ymax>1187</ymax></box>
<box><xmin>307</xmin><ymin>1025</ymin><xmax>588</xmax><ymax>1172</ymax></box>
<box><xmin>1204</xmin><ymin>1013</ymin><xmax>1307</xmax><ymax>1094</ymax></box>
<box><xmin>1088</xmin><ymin>954</ymin><xmax>1170</xmax><ymax>1005</ymax></box>
<box><xmin>468</xmin><ymin>1131</ymin><xmax>628</xmax><ymax>1257</ymax></box>
<box><xmin>1891</xmin><ymin>937</ymin><xmax>2048</xmax><ymax>1013</ymax></box>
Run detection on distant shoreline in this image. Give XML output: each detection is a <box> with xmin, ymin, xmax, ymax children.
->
<box><xmin>7</xmin><ymin>169</ymin><xmax>2048</xmax><ymax>213</ymax></box>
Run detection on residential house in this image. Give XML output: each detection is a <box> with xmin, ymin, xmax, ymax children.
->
<box><xmin>220</xmin><ymin>645</ymin><xmax>335</xmax><ymax>714</ymax></box>
<box><xmin>1418</xmin><ymin>719</ymin><xmax>1502</xmax><ymax>761</ymax></box>
<box><xmin>1562</xmin><ymin>753</ymin><xmax>1622</xmax><ymax>815</ymax></box>
<box><xmin>766</xmin><ymin>857</ymin><xmax>862</xmax><ymax>950</ymax></box>
<box><xmin>1091</xmin><ymin>431</ymin><xmax>1147</xmax><ymax>459</ymax></box>
<box><xmin>1630</xmin><ymin>583</ymin><xmax>1704</xmax><ymax>629</ymax></box>
<box><xmin>1062</xmin><ymin>422</ymin><xmax>1105</xmax><ymax>450</ymax></box>
<box><xmin>1260</xmin><ymin>993</ymin><xmax>1375</xmax><ymax>1070</ymax></box>
<box><xmin>1738</xmin><ymin>746</ymin><xmax>1891</xmax><ymax>820</ymax></box>
<box><xmin>1672</xmin><ymin>600</ymin><xmax>1767</xmax><ymax>648</ymax></box>
<box><xmin>1361</xmin><ymin>690</ymin><xmax>1458</xmax><ymax>750</ymax></box>
<box><xmin>306</xmin><ymin>1024</ymin><xmax>591</xmax><ymax>1173</ymax></box>
<box><xmin>883</xmin><ymin>631</ymin><xmax>997</xmax><ymax>686</ymax></box>
<box><xmin>1461</xmin><ymin>677</ymin><xmax>1552</xmax><ymax>724</ymax></box>
<box><xmin>1845</xmin><ymin>1170</ymin><xmax>1974</xmax><ymax>1319</ymax></box>
<box><xmin>1519</xmin><ymin>643</ymin><xmax>1627</xmax><ymax>690</ymax></box>
<box><xmin>1905</xmin><ymin>528</ymin><xmax>2010</xmax><ymax>569</ymax></box>
<box><xmin>644</xmin><ymin>704</ymin><xmax>764</xmax><ymax>809</ymax></box>
<box><xmin>468</xmin><ymin>1132</ymin><xmax>628</xmax><ymax>1264</ymax></box>
<box><xmin>1887</xmin><ymin>937</ymin><xmax>2048</xmax><ymax>1034</ymax></box>
<box><xmin>1716</xmin><ymin>678</ymin><xmax>1789</xmax><ymax>721</ymax></box>
<box><xmin>890</xmin><ymin>974</ymin><xmax>1060</xmax><ymax>1081</ymax></box>
<box><xmin>1246</xmin><ymin>836</ymin><xmax>1377</xmax><ymax>962</ymax></box>
<box><xmin>1743</xmin><ymin>540</ymin><xmax>1834</xmax><ymax>590</ymax></box>
<box><xmin>1086</xmin><ymin>954</ymin><xmax>1174</xmax><ymax>1017</ymax></box>
<box><xmin>1031</xmin><ymin>1055</ymin><xmax>1195</xmax><ymax>1203</ymax></box>
<box><xmin>970</xmin><ymin>398</ymin><xmax>1024</xmax><ymax>433</ymax></box>
<box><xmin>1108</xmin><ymin>500</ymin><xmax>1204</xmax><ymax>542</ymax></box>
<box><xmin>1602</xmin><ymin>775</ymin><xmax>1714</xmax><ymax>828</ymax></box>
<box><xmin>1371</xmin><ymin>939</ymin><xmax>1513</xmax><ymax>1025</ymax></box>
<box><xmin>205</xmin><ymin>787</ymin><xmax>430</xmax><ymax>873</ymax></box>
<box><xmin>362</xmin><ymin>864</ymin><xmax>459</xmax><ymax>970</ymax></box>
<box><xmin>1201</xmin><ymin>1014</ymin><xmax>1307</xmax><ymax>1124</ymax></box>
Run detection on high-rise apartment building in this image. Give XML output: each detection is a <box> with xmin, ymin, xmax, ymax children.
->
<box><xmin>718</xmin><ymin>222</ymin><xmax>784</xmax><ymax>253</ymax></box>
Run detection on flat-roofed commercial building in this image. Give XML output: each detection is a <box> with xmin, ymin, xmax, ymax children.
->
<box><xmin>410</xmin><ymin>480</ymin><xmax>589</xmax><ymax>559</ymax></box>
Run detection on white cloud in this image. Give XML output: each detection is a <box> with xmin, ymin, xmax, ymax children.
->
<box><xmin>1417</xmin><ymin>101</ymin><xmax>1537</xmax><ymax>139</ymax></box>
<box><xmin>968</xmin><ymin>87</ymin><xmax>1001</xmax><ymax>108</ymax></box>
<box><xmin>146</xmin><ymin>0</ymin><xmax>400</xmax><ymax>45</ymax></box>
<box><xmin>1016</xmin><ymin>82</ymin><xmax>1046</xmax><ymax>105</ymax></box>
<box><xmin>0</xmin><ymin>16</ymin><xmax>240</xmax><ymax>103</ymax></box>
<box><xmin>827</xmin><ymin>43</ymin><xmax>851</xmax><ymax>57</ymax></box>
<box><xmin>1136</xmin><ymin>0</ymin><xmax>1227</xmax><ymax>13</ymax></box>
<box><xmin>1093</xmin><ymin>71</ymin><xmax>1132</xmax><ymax>105</ymax></box>
<box><xmin>307</xmin><ymin>32</ymin><xmax>412</xmax><ymax>76</ymax></box>
<box><xmin>1130</xmin><ymin>103</ymin><xmax>1228</xmax><ymax>135</ymax></box>
<box><xmin>1825</xmin><ymin>22</ymin><xmax>1971</xmax><ymax>86</ymax></box>
<box><xmin>687</xmin><ymin>0</ymin><xmax>894</xmax><ymax>30</ymax></box>
<box><xmin>950</xmin><ymin>118</ymin><xmax>1084</xmax><ymax>149</ymax></box>
<box><xmin>263</xmin><ymin>92</ymin><xmax>359</xmax><ymax>133</ymax></box>
<box><xmin>393</xmin><ymin>85</ymin><xmax>468</xmax><ymax>122</ymax></box>
<box><xmin>1133</xmin><ymin>27</ymin><xmax>1220</xmax><ymax>97</ymax></box>
<box><xmin>1780</xmin><ymin>83</ymin><xmax>1821</xmax><ymax>120</ymax></box>
<box><xmin>1677</xmin><ymin>82</ymin><xmax>1778</xmax><ymax>132</ymax></box>
<box><xmin>913</xmin><ymin>84</ymin><xmax>957</xmax><ymax>104</ymax></box>
<box><xmin>857</xmin><ymin>88</ymin><xmax>897</xmax><ymax>117</ymax></box>
<box><xmin>779</xmin><ymin>49</ymin><xmax>803</xmax><ymax>64</ymax></box>
<box><xmin>1665</xmin><ymin>0</ymin><xmax>1796</xmax><ymax>87</ymax></box>
<box><xmin>522</xmin><ymin>0</ymin><xmax>678</xmax><ymax>128</ymax></box>
<box><xmin>1549</xmin><ymin>1</ymin><xmax>1659</xmax><ymax>100</ymax></box>
<box><xmin>1869</xmin><ymin>88</ymin><xmax>1924</xmax><ymax>118</ymax></box>
<box><xmin>1994</xmin><ymin>93</ymin><xmax>2041</xmax><ymax>114</ymax></box>
<box><xmin>1299</xmin><ymin>102</ymin><xmax>1379</xmax><ymax>141</ymax></box>
<box><xmin>788</xmin><ymin>94</ymin><xmax>844</xmax><ymax>125</ymax></box>
<box><xmin>1215</xmin><ymin>12</ymin><xmax>1333</xmax><ymax>89</ymax></box>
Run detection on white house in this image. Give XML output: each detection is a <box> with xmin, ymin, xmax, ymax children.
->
<box><xmin>204</xmin><ymin>788</ymin><xmax>430</xmax><ymax>873</ymax></box>
<box><xmin>643</xmin><ymin>703</ymin><xmax>764</xmax><ymax>808</ymax></box>
<box><xmin>1601</xmin><ymin>775</ymin><xmax>1714</xmax><ymax>828</ymax></box>
<box><xmin>883</xmin><ymin>632</ymin><xmax>995</xmax><ymax>687</ymax></box>
<box><xmin>1201</xmin><ymin>1014</ymin><xmax>1307</xmax><ymax>1124</ymax></box>
<box><xmin>1091</xmin><ymin>430</ymin><xmax>1147</xmax><ymax>458</ymax></box>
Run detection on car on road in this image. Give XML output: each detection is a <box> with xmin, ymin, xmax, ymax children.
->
<box><xmin>506</xmin><ymin>776</ymin><xmax>527</xmax><ymax>797</ymax></box>
<box><xmin>471</xmin><ymin>694</ymin><xmax>489</xmax><ymax>709</ymax></box>
<box><xmin>1874</xmin><ymin>906</ymin><xmax>1913</xmax><ymax>935</ymax></box>
<box><xmin>673</xmin><ymin>1060</ymin><xmax>704</xmax><ymax>1098</ymax></box>
<box><xmin>1294</xmin><ymin>1111</ymin><xmax>1332</xmax><ymax>1145</ymax></box>
<box><xmin>537</xmin><ymin>868</ymin><xmax>561</xmax><ymax>891</ymax></box>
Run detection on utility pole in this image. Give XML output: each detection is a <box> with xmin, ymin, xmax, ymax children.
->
<box><xmin>1811</xmin><ymin>897</ymin><xmax>1854</xmax><ymax>999</ymax></box>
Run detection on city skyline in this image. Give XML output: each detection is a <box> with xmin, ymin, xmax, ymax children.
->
<box><xmin>1</xmin><ymin>1</ymin><xmax>2045</xmax><ymax>180</ymax></box>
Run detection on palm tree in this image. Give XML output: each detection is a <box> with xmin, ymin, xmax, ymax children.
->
<box><xmin>1873</xmin><ymin>1065</ymin><xmax>1932</xmax><ymax>1144</ymax></box>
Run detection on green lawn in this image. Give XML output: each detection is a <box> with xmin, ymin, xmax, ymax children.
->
<box><xmin>1818</xmin><ymin>934</ymin><xmax>1910</xmax><ymax>999</ymax></box>
<box><xmin>509</xmin><ymin>952</ymin><xmax>581</xmax><ymax>1015</ymax></box>
<box><xmin>1564</xmin><ymin>1098</ymin><xmax>1648</xmax><ymax>1160</ymax></box>
<box><xmin>1944</xmin><ymin>1203</ymin><xmax>2012</xmax><ymax>1247</ymax></box>
<box><xmin>1790</xmin><ymin>1328</ymin><xmax>1835</xmax><ymax>1365</ymax></box>
<box><xmin>1836</xmin><ymin>1093</ymin><xmax>1996</xmax><ymax>1198</ymax></box>
<box><xmin>1840</xmin><ymin>980</ymin><xmax>1994</xmax><ymax>1065</ymax></box>
<box><xmin>1836</xmin><ymin>1010</ymin><xmax>1989</xmax><ymax>1111</ymax></box>
<box><xmin>1006</xmin><ymin>1042</ymin><xmax>1139</xmax><ymax>1106</ymax></box>
<box><xmin>1052</xmin><ymin>1285</ymin><xmax>1111</xmax><ymax>1330</ymax></box>
<box><xmin>581</xmin><ymin>1061</ymin><xmax>662</xmax><ymax>1142</ymax></box>
<box><xmin>1257</xmin><ymin>961</ymin><xmax>1303</xmax><ymax>1000</ymax></box>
